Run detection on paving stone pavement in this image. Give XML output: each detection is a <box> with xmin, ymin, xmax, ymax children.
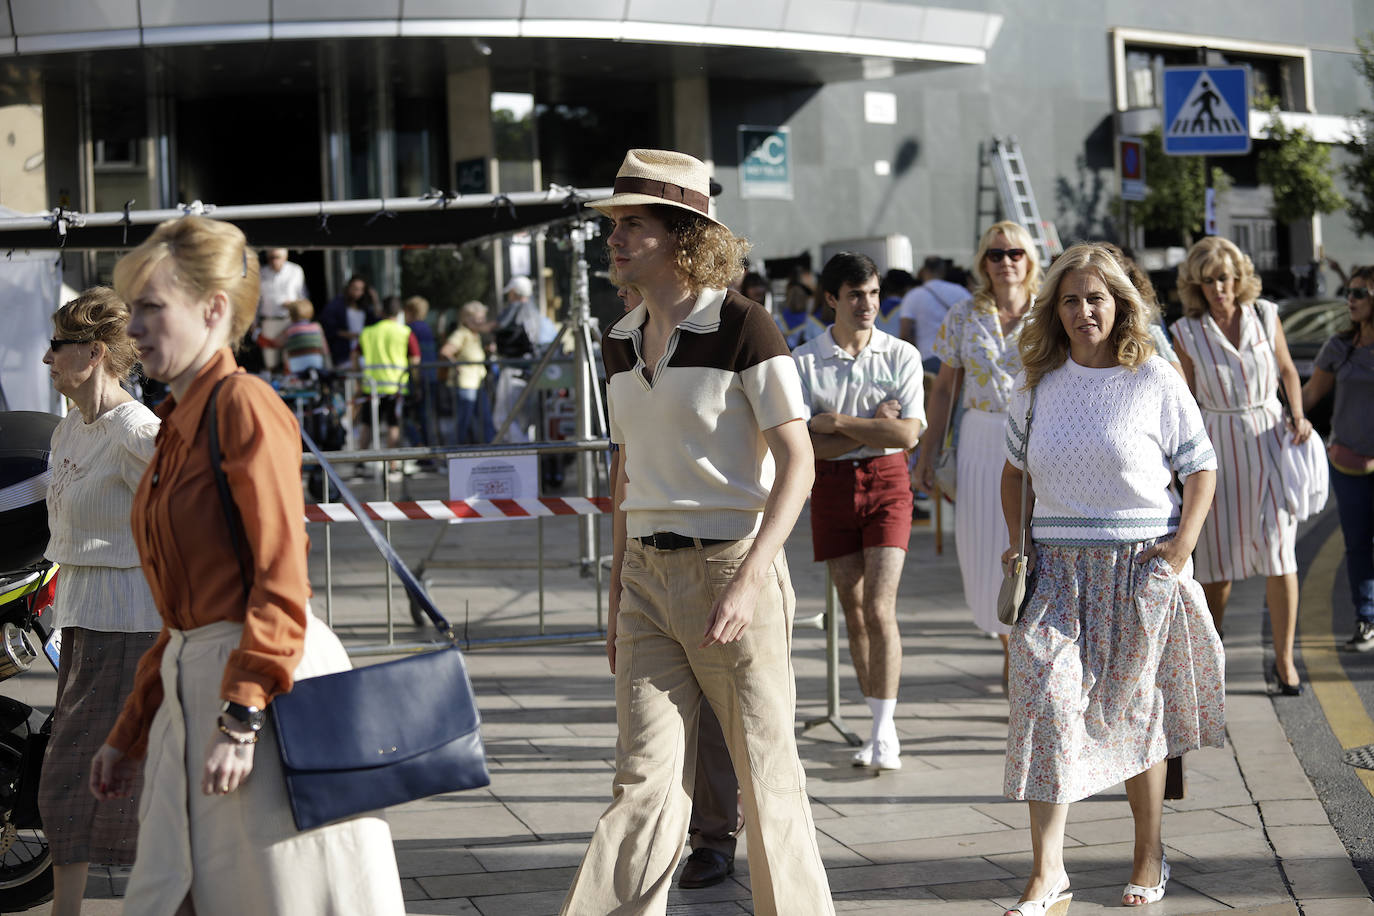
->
<box><xmin>35</xmin><ymin>472</ymin><xmax>1374</xmax><ymax>914</ymax></box>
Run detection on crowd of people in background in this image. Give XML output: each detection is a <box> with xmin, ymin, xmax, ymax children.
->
<box><xmin>240</xmin><ymin>253</ymin><xmax>564</xmax><ymax>479</ymax></box>
<box><xmin>27</xmin><ymin>143</ymin><xmax>1374</xmax><ymax>916</ymax></box>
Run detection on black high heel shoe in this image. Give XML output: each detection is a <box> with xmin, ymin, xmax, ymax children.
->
<box><xmin>1272</xmin><ymin>662</ymin><xmax>1303</xmax><ymax>696</ymax></box>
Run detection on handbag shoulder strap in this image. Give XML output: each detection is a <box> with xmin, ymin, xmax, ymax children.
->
<box><xmin>942</xmin><ymin>367</ymin><xmax>966</xmax><ymax>448</ymax></box>
<box><xmin>1251</xmin><ymin>302</ymin><xmax>1294</xmax><ymax>421</ymax></box>
<box><xmin>300</xmin><ymin>426</ymin><xmax>456</xmax><ymax>642</ymax></box>
<box><xmin>209</xmin><ymin>377</ymin><xmax>455</xmax><ymax>643</ymax></box>
<box><xmin>208</xmin><ymin>375</ymin><xmax>252</xmax><ymax>602</ymax></box>
<box><xmin>1015</xmin><ymin>388</ymin><xmax>1037</xmax><ymax>556</ymax></box>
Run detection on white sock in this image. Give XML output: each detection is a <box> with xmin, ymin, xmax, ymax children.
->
<box><xmin>865</xmin><ymin>697</ymin><xmax>898</xmax><ymax>745</ymax></box>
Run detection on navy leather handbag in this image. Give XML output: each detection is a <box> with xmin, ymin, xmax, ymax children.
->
<box><xmin>209</xmin><ymin>377</ymin><xmax>490</xmax><ymax>830</ymax></box>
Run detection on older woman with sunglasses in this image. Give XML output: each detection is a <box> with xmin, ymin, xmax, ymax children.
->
<box><xmin>1302</xmin><ymin>267</ymin><xmax>1374</xmax><ymax>652</ymax></box>
<box><xmin>915</xmin><ymin>220</ymin><xmax>1042</xmax><ymax>682</ymax></box>
<box><xmin>40</xmin><ymin>288</ymin><xmax>162</xmax><ymax>916</ymax></box>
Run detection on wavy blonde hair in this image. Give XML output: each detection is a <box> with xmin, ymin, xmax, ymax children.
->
<box><xmin>971</xmin><ymin>220</ymin><xmax>1043</xmax><ymax>314</ymax></box>
<box><xmin>1176</xmin><ymin>236</ymin><xmax>1262</xmax><ymax>318</ymax></box>
<box><xmin>1019</xmin><ymin>243</ymin><xmax>1157</xmax><ymax>389</ymax></box>
<box><xmin>652</xmin><ymin>205</ymin><xmax>752</xmax><ymax>292</ymax></box>
<box><xmin>52</xmin><ymin>286</ymin><xmax>139</xmax><ymax>380</ymax></box>
<box><xmin>112</xmin><ymin>215</ymin><xmax>260</xmax><ymax>349</ymax></box>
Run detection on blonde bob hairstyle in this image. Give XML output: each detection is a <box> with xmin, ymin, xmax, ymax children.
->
<box><xmin>52</xmin><ymin>286</ymin><xmax>139</xmax><ymax>381</ymax></box>
<box><xmin>112</xmin><ymin>215</ymin><xmax>259</xmax><ymax>349</ymax></box>
<box><xmin>971</xmin><ymin>220</ymin><xmax>1043</xmax><ymax>314</ymax></box>
<box><xmin>1176</xmin><ymin>236</ymin><xmax>1262</xmax><ymax>318</ymax></box>
<box><xmin>1018</xmin><ymin>242</ymin><xmax>1157</xmax><ymax>389</ymax></box>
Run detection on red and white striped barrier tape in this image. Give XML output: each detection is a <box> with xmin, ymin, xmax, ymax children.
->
<box><xmin>304</xmin><ymin>496</ymin><xmax>612</xmax><ymax>524</ymax></box>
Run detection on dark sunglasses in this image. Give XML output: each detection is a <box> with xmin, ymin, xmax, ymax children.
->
<box><xmin>49</xmin><ymin>338</ymin><xmax>92</xmax><ymax>351</ymax></box>
<box><xmin>1344</xmin><ymin>287</ymin><xmax>1372</xmax><ymax>301</ymax></box>
<box><xmin>986</xmin><ymin>248</ymin><xmax>1026</xmax><ymax>263</ymax></box>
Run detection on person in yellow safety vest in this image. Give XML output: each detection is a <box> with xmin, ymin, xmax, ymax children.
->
<box><xmin>356</xmin><ymin>295</ymin><xmax>419</xmax><ymax>479</ymax></box>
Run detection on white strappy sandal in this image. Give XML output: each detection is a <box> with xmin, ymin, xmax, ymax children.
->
<box><xmin>1122</xmin><ymin>856</ymin><xmax>1170</xmax><ymax>906</ymax></box>
<box><xmin>1005</xmin><ymin>874</ymin><xmax>1071</xmax><ymax>916</ymax></box>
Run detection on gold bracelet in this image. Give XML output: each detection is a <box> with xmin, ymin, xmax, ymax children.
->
<box><xmin>216</xmin><ymin>716</ymin><xmax>259</xmax><ymax>745</ymax></box>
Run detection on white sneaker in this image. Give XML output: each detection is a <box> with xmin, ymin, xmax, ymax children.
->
<box><xmin>851</xmin><ymin>740</ymin><xmax>874</xmax><ymax>767</ymax></box>
<box><xmin>872</xmin><ymin>737</ymin><xmax>902</xmax><ymax>771</ymax></box>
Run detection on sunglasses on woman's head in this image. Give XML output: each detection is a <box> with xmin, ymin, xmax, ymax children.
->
<box><xmin>1345</xmin><ymin>287</ymin><xmax>1372</xmax><ymax>301</ymax></box>
<box><xmin>49</xmin><ymin>338</ymin><xmax>91</xmax><ymax>351</ymax></box>
<box><xmin>986</xmin><ymin>248</ymin><xmax>1026</xmax><ymax>263</ymax></box>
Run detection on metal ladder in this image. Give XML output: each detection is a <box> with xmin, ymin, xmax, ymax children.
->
<box><xmin>980</xmin><ymin>136</ymin><xmax>1062</xmax><ymax>265</ymax></box>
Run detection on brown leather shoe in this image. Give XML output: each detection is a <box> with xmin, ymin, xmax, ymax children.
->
<box><xmin>677</xmin><ymin>848</ymin><xmax>734</xmax><ymax>889</ymax></box>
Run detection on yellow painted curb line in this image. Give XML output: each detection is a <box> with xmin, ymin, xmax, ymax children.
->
<box><xmin>1299</xmin><ymin>527</ymin><xmax>1374</xmax><ymax>796</ymax></box>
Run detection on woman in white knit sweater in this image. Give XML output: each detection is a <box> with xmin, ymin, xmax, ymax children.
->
<box><xmin>998</xmin><ymin>245</ymin><xmax>1224</xmax><ymax>916</ymax></box>
<box><xmin>40</xmin><ymin>288</ymin><xmax>161</xmax><ymax>916</ymax></box>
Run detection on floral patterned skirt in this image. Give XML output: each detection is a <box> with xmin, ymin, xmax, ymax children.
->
<box><xmin>1003</xmin><ymin>540</ymin><xmax>1226</xmax><ymax>804</ymax></box>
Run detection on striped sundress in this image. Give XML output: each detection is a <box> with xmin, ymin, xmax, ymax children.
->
<box><xmin>1170</xmin><ymin>299</ymin><xmax>1296</xmax><ymax>583</ymax></box>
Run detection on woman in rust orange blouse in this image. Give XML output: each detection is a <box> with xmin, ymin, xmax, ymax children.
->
<box><xmin>88</xmin><ymin>215</ymin><xmax>403</xmax><ymax>915</ymax></box>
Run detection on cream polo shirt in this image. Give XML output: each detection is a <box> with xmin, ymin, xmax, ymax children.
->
<box><xmin>604</xmin><ymin>288</ymin><xmax>806</xmax><ymax>541</ymax></box>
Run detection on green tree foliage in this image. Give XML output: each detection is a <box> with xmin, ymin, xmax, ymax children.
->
<box><xmin>401</xmin><ymin>248</ymin><xmax>492</xmax><ymax>328</ymax></box>
<box><xmin>1344</xmin><ymin>34</ymin><xmax>1374</xmax><ymax>238</ymax></box>
<box><xmin>1257</xmin><ymin>107</ymin><xmax>1345</xmax><ymax>224</ymax></box>
<box><xmin>1131</xmin><ymin>128</ymin><xmax>1232</xmax><ymax>245</ymax></box>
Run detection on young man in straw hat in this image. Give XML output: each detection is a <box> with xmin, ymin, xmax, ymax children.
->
<box><xmin>560</xmin><ymin>149</ymin><xmax>834</xmax><ymax>915</ymax></box>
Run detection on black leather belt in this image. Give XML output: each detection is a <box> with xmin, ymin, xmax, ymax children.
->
<box><xmin>634</xmin><ymin>532</ymin><xmax>730</xmax><ymax>551</ymax></box>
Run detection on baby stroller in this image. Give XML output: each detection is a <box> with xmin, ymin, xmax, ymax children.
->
<box><xmin>295</xmin><ymin>369</ymin><xmax>347</xmax><ymax>503</ymax></box>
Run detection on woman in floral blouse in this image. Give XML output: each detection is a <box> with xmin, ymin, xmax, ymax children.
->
<box><xmin>914</xmin><ymin>220</ymin><xmax>1041</xmax><ymax>682</ymax></box>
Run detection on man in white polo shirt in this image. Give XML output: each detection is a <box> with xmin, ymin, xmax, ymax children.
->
<box><xmin>793</xmin><ymin>251</ymin><xmax>925</xmax><ymax>771</ymax></box>
<box><xmin>256</xmin><ymin>248</ymin><xmax>308</xmax><ymax>372</ymax></box>
<box><xmin>560</xmin><ymin>149</ymin><xmax>833</xmax><ymax>916</ymax></box>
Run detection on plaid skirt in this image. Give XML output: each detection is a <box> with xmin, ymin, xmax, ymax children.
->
<box><xmin>38</xmin><ymin>627</ymin><xmax>158</xmax><ymax>865</ymax></box>
<box><xmin>1003</xmin><ymin>541</ymin><xmax>1226</xmax><ymax>804</ymax></box>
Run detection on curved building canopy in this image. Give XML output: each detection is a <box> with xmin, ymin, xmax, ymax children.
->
<box><xmin>1</xmin><ymin>1</ymin><xmax>1002</xmax><ymax>81</ymax></box>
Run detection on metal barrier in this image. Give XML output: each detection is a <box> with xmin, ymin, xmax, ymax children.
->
<box><xmin>303</xmin><ymin>439</ymin><xmax>611</xmax><ymax>651</ymax></box>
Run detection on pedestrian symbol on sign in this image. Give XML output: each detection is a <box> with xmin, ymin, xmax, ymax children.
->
<box><xmin>1169</xmin><ymin>76</ymin><xmax>1243</xmax><ymax>136</ymax></box>
<box><xmin>1162</xmin><ymin>66</ymin><xmax>1251</xmax><ymax>156</ymax></box>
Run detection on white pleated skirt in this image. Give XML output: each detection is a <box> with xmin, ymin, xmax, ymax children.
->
<box><xmin>124</xmin><ymin>611</ymin><xmax>405</xmax><ymax>916</ymax></box>
<box><xmin>954</xmin><ymin>408</ymin><xmax>1012</xmax><ymax>636</ymax></box>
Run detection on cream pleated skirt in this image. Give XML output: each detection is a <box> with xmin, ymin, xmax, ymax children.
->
<box><xmin>124</xmin><ymin>612</ymin><xmax>405</xmax><ymax>916</ymax></box>
<box><xmin>954</xmin><ymin>408</ymin><xmax>1012</xmax><ymax>636</ymax></box>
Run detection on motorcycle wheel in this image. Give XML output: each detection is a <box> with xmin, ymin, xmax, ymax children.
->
<box><xmin>0</xmin><ymin>733</ymin><xmax>52</xmax><ymax>910</ymax></box>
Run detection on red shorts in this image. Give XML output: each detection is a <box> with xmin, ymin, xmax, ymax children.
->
<box><xmin>809</xmin><ymin>452</ymin><xmax>914</xmax><ymax>561</ymax></box>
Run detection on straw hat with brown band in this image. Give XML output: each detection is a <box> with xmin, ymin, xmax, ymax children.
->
<box><xmin>588</xmin><ymin>149</ymin><xmax>725</xmax><ymax>228</ymax></box>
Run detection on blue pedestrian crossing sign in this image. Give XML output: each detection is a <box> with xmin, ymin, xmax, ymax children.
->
<box><xmin>1163</xmin><ymin>66</ymin><xmax>1251</xmax><ymax>156</ymax></box>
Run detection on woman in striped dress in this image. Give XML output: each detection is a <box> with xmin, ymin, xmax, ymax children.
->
<box><xmin>915</xmin><ymin>220</ymin><xmax>1042</xmax><ymax>682</ymax></box>
<box><xmin>1170</xmin><ymin>237</ymin><xmax>1313</xmax><ymax>694</ymax></box>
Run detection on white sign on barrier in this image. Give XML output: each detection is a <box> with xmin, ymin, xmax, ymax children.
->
<box><xmin>448</xmin><ymin>455</ymin><xmax>539</xmax><ymax>501</ymax></box>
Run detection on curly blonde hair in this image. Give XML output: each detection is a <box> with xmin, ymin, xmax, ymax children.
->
<box><xmin>1176</xmin><ymin>236</ymin><xmax>1263</xmax><ymax>318</ymax></box>
<box><xmin>52</xmin><ymin>286</ymin><xmax>139</xmax><ymax>381</ymax></box>
<box><xmin>652</xmin><ymin>205</ymin><xmax>752</xmax><ymax>292</ymax></box>
<box><xmin>112</xmin><ymin>215</ymin><xmax>260</xmax><ymax>350</ymax></box>
<box><xmin>971</xmin><ymin>220</ymin><xmax>1043</xmax><ymax>314</ymax></box>
<box><xmin>1019</xmin><ymin>243</ymin><xmax>1157</xmax><ymax>389</ymax></box>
